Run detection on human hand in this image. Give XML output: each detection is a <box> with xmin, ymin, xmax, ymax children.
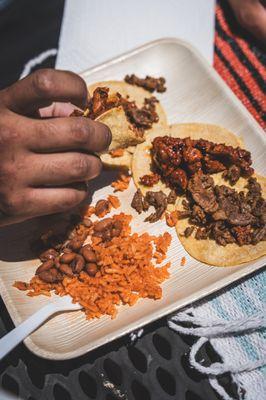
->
<box><xmin>228</xmin><ymin>0</ymin><xmax>266</xmax><ymax>43</ymax></box>
<box><xmin>0</xmin><ymin>69</ymin><xmax>111</xmax><ymax>226</ymax></box>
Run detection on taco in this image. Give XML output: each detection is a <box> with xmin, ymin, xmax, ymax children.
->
<box><xmin>132</xmin><ymin>123</ymin><xmax>266</xmax><ymax>266</ymax></box>
<box><xmin>87</xmin><ymin>81</ymin><xmax>167</xmax><ymax>168</ymax></box>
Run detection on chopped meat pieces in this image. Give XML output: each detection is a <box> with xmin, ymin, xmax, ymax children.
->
<box><xmin>124</xmin><ymin>74</ymin><xmax>166</xmax><ymax>93</ymax></box>
<box><xmin>144</xmin><ymin>191</ymin><xmax>168</xmax><ymax>223</ymax></box>
<box><xmin>131</xmin><ymin>189</ymin><xmax>144</xmax><ymax>214</ymax></box>
<box><xmin>212</xmin><ymin>209</ymin><xmax>227</xmax><ymax>221</ymax></box>
<box><xmin>204</xmin><ymin>155</ymin><xmax>226</xmax><ymax>174</ymax></box>
<box><xmin>180</xmin><ymin>174</ymin><xmax>265</xmax><ymax>247</ymax></box>
<box><xmin>135</xmin><ymin>132</ymin><xmax>263</xmax><ymax>249</ymax></box>
<box><xmin>252</xmin><ymin>226</ymin><xmax>266</xmax><ymax>244</ymax></box>
<box><xmin>151</xmin><ymin>136</ymin><xmax>254</xmax><ymax>191</ymax></box>
<box><xmin>212</xmin><ymin>222</ymin><xmax>235</xmax><ymax>246</ymax></box>
<box><xmin>187</xmin><ymin>174</ymin><xmax>218</xmax><ymax>214</ymax></box>
<box><xmin>178</xmin><ymin>210</ymin><xmax>191</xmax><ymax>219</ymax></box>
<box><xmin>167</xmin><ymin>190</ymin><xmax>177</xmax><ymax>204</ymax></box>
<box><xmin>140</xmin><ymin>173</ymin><xmax>160</xmax><ymax>187</ymax></box>
<box><xmin>231</xmin><ymin>225</ymin><xmax>252</xmax><ymax>246</ymax></box>
<box><xmin>122</xmin><ymin>96</ymin><xmax>159</xmax><ymax>135</ymax></box>
<box><xmin>87</xmin><ymin>87</ymin><xmax>121</xmax><ymax>119</ymax></box>
<box><xmin>227</xmin><ymin>212</ymin><xmax>255</xmax><ymax>226</ymax></box>
<box><xmin>222</xmin><ymin>165</ymin><xmax>241</xmax><ymax>185</ymax></box>
<box><xmin>191</xmin><ymin>205</ymin><xmax>207</xmax><ymax>224</ymax></box>
<box><xmin>75</xmin><ymin>86</ymin><xmax>160</xmax><ymax>135</ymax></box>
<box><xmin>195</xmin><ymin>228</ymin><xmax>208</xmax><ymax>240</ymax></box>
<box><xmin>184</xmin><ymin>226</ymin><xmax>194</xmax><ymax>237</ymax></box>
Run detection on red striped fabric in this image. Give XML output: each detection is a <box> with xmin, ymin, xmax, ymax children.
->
<box><xmin>214</xmin><ymin>1</ymin><xmax>266</xmax><ymax>130</ymax></box>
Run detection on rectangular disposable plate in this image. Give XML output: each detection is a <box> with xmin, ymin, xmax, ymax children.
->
<box><xmin>0</xmin><ymin>39</ymin><xmax>265</xmax><ymax>360</ymax></box>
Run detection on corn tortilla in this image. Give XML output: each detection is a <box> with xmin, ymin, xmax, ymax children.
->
<box><xmin>88</xmin><ymin>81</ymin><xmax>167</xmax><ymax>168</ymax></box>
<box><xmin>132</xmin><ymin>122</ymin><xmax>266</xmax><ymax>266</ymax></box>
<box><xmin>176</xmin><ymin>174</ymin><xmax>266</xmax><ymax>266</ymax></box>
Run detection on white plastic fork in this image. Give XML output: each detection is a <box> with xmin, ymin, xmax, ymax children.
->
<box><xmin>0</xmin><ymin>296</ymin><xmax>82</xmax><ymax>360</ymax></box>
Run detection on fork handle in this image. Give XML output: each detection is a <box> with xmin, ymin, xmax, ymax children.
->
<box><xmin>0</xmin><ymin>303</ymin><xmax>56</xmax><ymax>360</ymax></box>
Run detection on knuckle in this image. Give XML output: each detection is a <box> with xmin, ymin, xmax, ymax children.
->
<box><xmin>0</xmin><ymin>119</ymin><xmax>20</xmax><ymax>147</ymax></box>
<box><xmin>1</xmin><ymin>192</ymin><xmax>22</xmax><ymax>215</ymax></box>
<box><xmin>32</xmin><ymin>69</ymin><xmax>55</xmax><ymax>97</ymax></box>
<box><xmin>72</xmin><ymin>156</ymin><xmax>90</xmax><ymax>179</ymax></box>
<box><xmin>0</xmin><ymin>162</ymin><xmax>16</xmax><ymax>184</ymax></box>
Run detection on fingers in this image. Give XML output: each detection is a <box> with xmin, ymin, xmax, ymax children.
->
<box><xmin>228</xmin><ymin>0</ymin><xmax>266</xmax><ymax>42</ymax></box>
<box><xmin>26</xmin><ymin>186</ymin><xmax>88</xmax><ymax>218</ymax></box>
<box><xmin>2</xmin><ymin>69</ymin><xmax>88</xmax><ymax>115</ymax></box>
<box><xmin>28</xmin><ymin>152</ymin><xmax>102</xmax><ymax>186</ymax></box>
<box><xmin>27</xmin><ymin>117</ymin><xmax>112</xmax><ymax>154</ymax></box>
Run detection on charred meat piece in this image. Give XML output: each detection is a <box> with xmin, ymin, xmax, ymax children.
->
<box><xmin>144</xmin><ymin>191</ymin><xmax>168</xmax><ymax>223</ymax></box>
<box><xmin>169</xmin><ymin>168</ymin><xmax>188</xmax><ymax>190</ymax></box>
<box><xmin>190</xmin><ymin>205</ymin><xmax>207</xmax><ymax>224</ymax></box>
<box><xmin>184</xmin><ymin>226</ymin><xmax>195</xmax><ymax>237</ymax></box>
<box><xmin>195</xmin><ymin>227</ymin><xmax>208</xmax><ymax>240</ymax></box>
<box><xmin>231</xmin><ymin>225</ymin><xmax>253</xmax><ymax>246</ymax></box>
<box><xmin>222</xmin><ymin>165</ymin><xmax>241</xmax><ymax>185</ymax></box>
<box><xmin>140</xmin><ymin>173</ymin><xmax>160</xmax><ymax>187</ymax></box>
<box><xmin>187</xmin><ymin>173</ymin><xmax>218</xmax><ymax>214</ymax></box>
<box><xmin>204</xmin><ymin>155</ymin><xmax>226</xmax><ymax>174</ymax></box>
<box><xmin>87</xmin><ymin>87</ymin><xmax>121</xmax><ymax>119</ymax></box>
<box><xmin>131</xmin><ymin>189</ymin><xmax>144</xmax><ymax>214</ymax></box>
<box><xmin>124</xmin><ymin>74</ymin><xmax>166</xmax><ymax>93</ymax></box>
<box><xmin>167</xmin><ymin>190</ymin><xmax>177</xmax><ymax>204</ymax></box>
<box><xmin>183</xmin><ymin>147</ymin><xmax>203</xmax><ymax>164</ymax></box>
<box><xmin>121</xmin><ymin>96</ymin><xmax>159</xmax><ymax>134</ymax></box>
<box><xmin>211</xmin><ymin>222</ymin><xmax>235</xmax><ymax>246</ymax></box>
<box><xmin>252</xmin><ymin>226</ymin><xmax>266</xmax><ymax>244</ymax></box>
<box><xmin>78</xmin><ymin>86</ymin><xmax>160</xmax><ymax>134</ymax></box>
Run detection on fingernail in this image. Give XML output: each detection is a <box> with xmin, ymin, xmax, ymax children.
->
<box><xmin>105</xmin><ymin>125</ymin><xmax>112</xmax><ymax>148</ymax></box>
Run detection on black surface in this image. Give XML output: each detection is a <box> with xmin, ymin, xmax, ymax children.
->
<box><xmin>0</xmin><ymin>0</ymin><xmax>64</xmax><ymax>90</ymax></box>
<box><xmin>0</xmin><ymin>295</ymin><xmax>238</xmax><ymax>400</ymax></box>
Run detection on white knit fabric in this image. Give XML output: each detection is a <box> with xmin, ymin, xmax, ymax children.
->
<box><xmin>168</xmin><ymin>270</ymin><xmax>266</xmax><ymax>399</ymax></box>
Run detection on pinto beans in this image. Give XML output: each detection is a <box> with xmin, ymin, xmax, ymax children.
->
<box><xmin>82</xmin><ymin>218</ymin><xmax>93</xmax><ymax>228</ymax></box>
<box><xmin>93</xmin><ymin>218</ymin><xmax>112</xmax><ymax>233</ymax></box>
<box><xmin>85</xmin><ymin>263</ymin><xmax>98</xmax><ymax>277</ymax></box>
<box><xmin>59</xmin><ymin>252</ymin><xmax>76</xmax><ymax>264</ymax></box>
<box><xmin>58</xmin><ymin>264</ymin><xmax>74</xmax><ymax>277</ymax></box>
<box><xmin>81</xmin><ymin>245</ymin><xmax>97</xmax><ymax>263</ymax></box>
<box><xmin>38</xmin><ymin>268</ymin><xmax>63</xmax><ymax>283</ymax></box>
<box><xmin>39</xmin><ymin>248</ymin><xmax>59</xmax><ymax>262</ymax></box>
<box><xmin>71</xmin><ymin>254</ymin><xmax>85</xmax><ymax>273</ymax></box>
<box><xmin>95</xmin><ymin>199</ymin><xmax>110</xmax><ymax>217</ymax></box>
<box><xmin>62</xmin><ymin>247</ymin><xmax>72</xmax><ymax>254</ymax></box>
<box><xmin>36</xmin><ymin>259</ymin><xmax>54</xmax><ymax>275</ymax></box>
<box><xmin>67</xmin><ymin>238</ymin><xmax>83</xmax><ymax>251</ymax></box>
